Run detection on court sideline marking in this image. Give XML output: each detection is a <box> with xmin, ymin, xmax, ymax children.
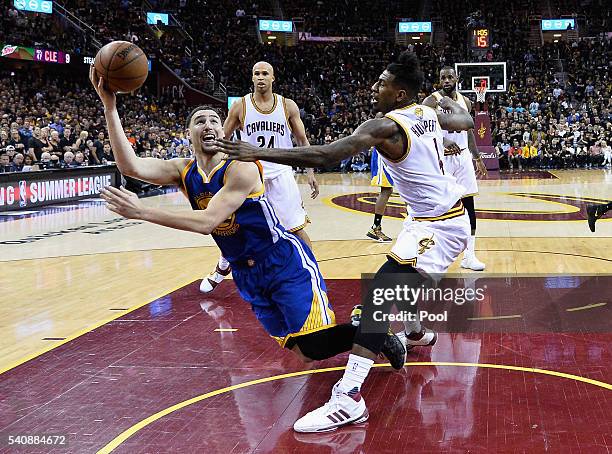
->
<box><xmin>0</xmin><ymin>279</ymin><xmax>198</xmax><ymax>375</ymax></box>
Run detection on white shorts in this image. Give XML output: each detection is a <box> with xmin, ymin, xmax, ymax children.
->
<box><xmin>265</xmin><ymin>170</ymin><xmax>308</xmax><ymax>232</ymax></box>
<box><xmin>443</xmin><ymin>151</ymin><xmax>478</xmax><ymax>198</ymax></box>
<box><xmin>388</xmin><ymin>210</ymin><xmax>470</xmax><ymax>275</ymax></box>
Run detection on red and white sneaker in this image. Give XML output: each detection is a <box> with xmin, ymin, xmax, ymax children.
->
<box><xmin>199</xmin><ymin>264</ymin><xmax>232</xmax><ymax>293</ymax></box>
<box><xmin>293</xmin><ymin>383</ymin><xmax>369</xmax><ymax>433</ymax></box>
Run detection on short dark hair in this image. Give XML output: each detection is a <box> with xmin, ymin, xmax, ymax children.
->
<box><xmin>440</xmin><ymin>65</ymin><xmax>455</xmax><ymax>73</ymax></box>
<box><xmin>386</xmin><ymin>51</ymin><xmax>424</xmax><ymax>95</ymax></box>
<box><xmin>185</xmin><ymin>105</ymin><xmax>224</xmax><ymax>128</ymax></box>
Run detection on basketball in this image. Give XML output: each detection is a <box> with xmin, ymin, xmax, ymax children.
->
<box><xmin>94</xmin><ymin>41</ymin><xmax>148</xmax><ymax>93</ymax></box>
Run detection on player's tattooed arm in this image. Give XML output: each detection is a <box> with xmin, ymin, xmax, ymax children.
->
<box><xmin>422</xmin><ymin>94</ymin><xmax>438</xmax><ymax>109</ymax></box>
<box><xmin>215</xmin><ymin>118</ymin><xmax>398</xmax><ymax>168</ymax></box>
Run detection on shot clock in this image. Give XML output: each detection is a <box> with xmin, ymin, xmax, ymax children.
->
<box><xmin>471</xmin><ymin>28</ymin><xmax>490</xmax><ymax>49</ymax></box>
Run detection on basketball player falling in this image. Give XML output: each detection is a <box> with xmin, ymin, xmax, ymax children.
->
<box><xmin>200</xmin><ymin>61</ymin><xmax>319</xmax><ymax>293</ymax></box>
<box><xmin>89</xmin><ymin>66</ymin><xmax>405</xmax><ymax>382</ymax></box>
<box><xmin>423</xmin><ymin>67</ymin><xmax>487</xmax><ymax>271</ymax></box>
<box><xmin>215</xmin><ymin>51</ymin><xmax>474</xmax><ymax>432</ymax></box>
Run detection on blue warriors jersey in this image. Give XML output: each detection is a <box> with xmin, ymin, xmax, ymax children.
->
<box><xmin>370</xmin><ymin>147</ymin><xmax>394</xmax><ymax>188</ymax></box>
<box><xmin>180</xmin><ymin>158</ymin><xmax>335</xmax><ymax>346</ymax></box>
<box><xmin>180</xmin><ymin>159</ymin><xmax>283</xmax><ymax>264</ymax></box>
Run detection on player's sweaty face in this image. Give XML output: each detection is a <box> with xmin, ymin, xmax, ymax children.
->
<box><xmin>252</xmin><ymin>66</ymin><xmax>274</xmax><ymax>91</ymax></box>
<box><xmin>190</xmin><ymin>111</ymin><xmax>223</xmax><ymax>147</ymax></box>
<box><xmin>371</xmin><ymin>71</ymin><xmax>398</xmax><ymax>114</ymax></box>
<box><xmin>440</xmin><ymin>70</ymin><xmax>457</xmax><ymax>93</ymax></box>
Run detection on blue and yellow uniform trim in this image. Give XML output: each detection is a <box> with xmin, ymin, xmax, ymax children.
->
<box><xmin>370</xmin><ymin>147</ymin><xmax>394</xmax><ymax>188</ymax></box>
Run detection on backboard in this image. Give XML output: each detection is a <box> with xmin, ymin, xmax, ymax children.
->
<box><xmin>455</xmin><ymin>62</ymin><xmax>507</xmax><ymax>93</ymax></box>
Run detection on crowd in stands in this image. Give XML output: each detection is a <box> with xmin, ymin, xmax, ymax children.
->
<box><xmin>1</xmin><ymin>0</ymin><xmax>610</xmax><ymax>174</ymax></box>
<box><xmin>490</xmin><ymin>37</ymin><xmax>611</xmax><ymax>170</ymax></box>
<box><xmin>0</xmin><ymin>68</ymin><xmax>190</xmax><ymax>173</ymax></box>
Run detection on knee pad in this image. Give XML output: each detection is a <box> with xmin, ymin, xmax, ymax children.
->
<box><xmin>353</xmin><ymin>328</ymin><xmax>388</xmax><ymax>356</ymax></box>
<box><xmin>290</xmin><ymin>324</ymin><xmax>356</xmax><ymax>361</ymax></box>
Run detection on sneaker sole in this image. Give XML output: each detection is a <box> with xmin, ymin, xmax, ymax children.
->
<box><xmin>405</xmin><ymin>331</ymin><xmax>438</xmax><ymax>351</ymax></box>
<box><xmin>294</xmin><ymin>409</ymin><xmax>369</xmax><ymax>433</ymax></box>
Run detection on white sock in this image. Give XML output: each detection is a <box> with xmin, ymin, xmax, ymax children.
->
<box><xmin>465</xmin><ymin>235</ymin><xmax>476</xmax><ymax>258</ymax></box>
<box><xmin>218</xmin><ymin>255</ymin><xmax>230</xmax><ymax>271</ymax></box>
<box><xmin>337</xmin><ymin>354</ymin><xmax>373</xmax><ymax>396</ymax></box>
<box><xmin>403</xmin><ymin>319</ymin><xmax>421</xmax><ymax>334</ymax></box>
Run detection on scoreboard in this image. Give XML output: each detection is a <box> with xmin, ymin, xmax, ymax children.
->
<box><xmin>471</xmin><ymin>28</ymin><xmax>490</xmax><ymax>49</ymax></box>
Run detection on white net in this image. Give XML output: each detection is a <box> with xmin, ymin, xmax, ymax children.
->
<box><xmin>475</xmin><ymin>86</ymin><xmax>487</xmax><ymax>103</ymax></box>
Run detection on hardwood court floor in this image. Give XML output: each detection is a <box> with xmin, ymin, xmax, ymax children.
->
<box><xmin>0</xmin><ymin>169</ymin><xmax>610</xmax><ymax>453</ymax></box>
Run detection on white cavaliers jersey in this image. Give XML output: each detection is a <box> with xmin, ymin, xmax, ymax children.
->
<box><xmin>239</xmin><ymin>93</ymin><xmax>294</xmax><ymax>180</ymax></box>
<box><xmin>432</xmin><ymin>91</ymin><xmax>469</xmax><ymax>150</ymax></box>
<box><xmin>381</xmin><ymin>104</ymin><xmax>465</xmax><ymax>218</ymax></box>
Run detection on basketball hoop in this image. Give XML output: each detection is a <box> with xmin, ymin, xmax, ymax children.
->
<box><xmin>475</xmin><ymin>86</ymin><xmax>487</xmax><ymax>103</ymax></box>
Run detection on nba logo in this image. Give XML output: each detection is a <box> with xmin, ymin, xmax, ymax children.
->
<box><xmin>19</xmin><ymin>180</ymin><xmax>27</xmax><ymax>207</ymax></box>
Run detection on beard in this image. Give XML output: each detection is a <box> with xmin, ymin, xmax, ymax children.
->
<box><xmin>442</xmin><ymin>85</ymin><xmax>455</xmax><ymax>96</ymax></box>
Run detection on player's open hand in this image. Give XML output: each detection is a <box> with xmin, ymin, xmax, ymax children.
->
<box><xmin>89</xmin><ymin>65</ymin><xmax>116</xmax><ymax>110</ymax></box>
<box><xmin>100</xmin><ymin>186</ymin><xmax>145</xmax><ymax>219</ymax></box>
<box><xmin>214</xmin><ymin>139</ymin><xmax>261</xmax><ymax>162</ymax></box>
<box><xmin>306</xmin><ymin>169</ymin><xmax>319</xmax><ymax>199</ymax></box>
<box><xmin>474</xmin><ymin>156</ymin><xmax>488</xmax><ymax>178</ymax></box>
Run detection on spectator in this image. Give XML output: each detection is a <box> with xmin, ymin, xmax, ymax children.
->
<box><xmin>74</xmin><ymin>152</ymin><xmax>85</xmax><ymax>166</ymax></box>
<box><xmin>11</xmin><ymin>152</ymin><xmax>25</xmax><ymax>172</ymax></box>
<box><xmin>61</xmin><ymin>151</ymin><xmax>77</xmax><ymax>168</ymax></box>
<box><xmin>60</xmin><ymin>127</ymin><xmax>76</xmax><ymax>153</ymax></box>
<box><xmin>21</xmin><ymin>154</ymin><xmax>34</xmax><ymax>171</ymax></box>
<box><xmin>8</xmin><ymin>129</ymin><xmax>26</xmax><ymax>154</ymax></box>
<box><xmin>38</xmin><ymin>152</ymin><xmax>53</xmax><ymax>169</ymax></box>
<box><xmin>0</xmin><ymin>153</ymin><xmax>11</xmax><ymax>172</ymax></box>
<box><xmin>27</xmin><ymin>127</ymin><xmax>45</xmax><ymax>162</ymax></box>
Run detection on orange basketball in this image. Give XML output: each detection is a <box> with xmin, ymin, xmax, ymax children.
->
<box><xmin>94</xmin><ymin>41</ymin><xmax>148</xmax><ymax>94</ymax></box>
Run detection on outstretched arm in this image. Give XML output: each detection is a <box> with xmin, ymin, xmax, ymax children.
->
<box><xmin>100</xmin><ymin>161</ymin><xmax>261</xmax><ymax>235</ymax></box>
<box><xmin>215</xmin><ymin>118</ymin><xmax>399</xmax><ymax>168</ymax></box>
<box><xmin>89</xmin><ymin>66</ymin><xmax>186</xmax><ymax>185</ymax></box>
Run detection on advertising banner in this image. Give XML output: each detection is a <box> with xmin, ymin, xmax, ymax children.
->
<box><xmin>0</xmin><ymin>166</ymin><xmax>119</xmax><ymax>212</ymax></box>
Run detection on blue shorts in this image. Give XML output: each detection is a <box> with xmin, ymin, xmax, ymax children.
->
<box><xmin>231</xmin><ymin>235</ymin><xmax>336</xmax><ymax>347</ymax></box>
<box><xmin>370</xmin><ymin>148</ymin><xmax>394</xmax><ymax>187</ymax></box>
